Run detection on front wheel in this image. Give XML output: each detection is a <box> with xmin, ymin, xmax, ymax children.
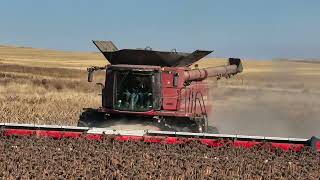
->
<box><xmin>194</xmin><ymin>115</ymin><xmax>208</xmax><ymax>133</ymax></box>
<box><xmin>78</xmin><ymin>109</ymin><xmax>105</xmax><ymax>127</ymax></box>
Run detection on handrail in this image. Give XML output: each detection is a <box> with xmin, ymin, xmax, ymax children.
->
<box><xmin>177</xmin><ymin>86</ymin><xmax>207</xmax><ymax>116</ymax></box>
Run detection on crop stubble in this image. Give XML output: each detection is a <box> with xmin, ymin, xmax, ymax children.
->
<box><xmin>0</xmin><ymin>134</ymin><xmax>319</xmax><ymax>179</ymax></box>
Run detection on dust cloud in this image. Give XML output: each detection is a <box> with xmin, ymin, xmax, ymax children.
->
<box><xmin>94</xmin><ymin>117</ymin><xmax>161</xmax><ymax>131</ymax></box>
<box><xmin>208</xmin><ymin>86</ymin><xmax>320</xmax><ymax>138</ymax></box>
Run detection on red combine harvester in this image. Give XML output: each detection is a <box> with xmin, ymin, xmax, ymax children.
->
<box><xmin>79</xmin><ymin>41</ymin><xmax>243</xmax><ymax>133</ymax></box>
<box><xmin>0</xmin><ymin>40</ymin><xmax>319</xmax><ymax>152</ymax></box>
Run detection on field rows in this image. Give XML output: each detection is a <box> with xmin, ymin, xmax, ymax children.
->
<box><xmin>0</xmin><ymin>134</ymin><xmax>319</xmax><ymax>179</ymax></box>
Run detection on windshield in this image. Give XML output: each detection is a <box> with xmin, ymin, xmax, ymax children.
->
<box><xmin>115</xmin><ymin>70</ymin><xmax>153</xmax><ymax>111</ymax></box>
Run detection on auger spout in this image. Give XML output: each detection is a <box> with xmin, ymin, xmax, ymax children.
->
<box><xmin>184</xmin><ymin>58</ymin><xmax>243</xmax><ymax>81</ymax></box>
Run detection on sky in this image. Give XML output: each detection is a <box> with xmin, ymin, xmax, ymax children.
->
<box><xmin>0</xmin><ymin>0</ymin><xmax>319</xmax><ymax>60</ymax></box>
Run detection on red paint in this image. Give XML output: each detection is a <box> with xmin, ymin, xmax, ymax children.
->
<box><xmin>233</xmin><ymin>140</ymin><xmax>260</xmax><ymax>148</ymax></box>
<box><xmin>2</xmin><ymin>129</ymin><xmax>313</xmax><ymax>152</ymax></box>
<box><xmin>62</xmin><ymin>132</ymin><xmax>82</xmax><ymax>138</ymax></box>
<box><xmin>316</xmin><ymin>141</ymin><xmax>320</xmax><ymax>151</ymax></box>
<box><xmin>4</xmin><ymin>129</ymin><xmax>34</xmax><ymax>136</ymax></box>
<box><xmin>200</xmin><ymin>139</ymin><xmax>225</xmax><ymax>147</ymax></box>
<box><xmin>86</xmin><ymin>134</ymin><xmax>103</xmax><ymax>141</ymax></box>
<box><xmin>37</xmin><ymin>130</ymin><xmax>62</xmax><ymax>139</ymax></box>
<box><xmin>162</xmin><ymin>88</ymin><xmax>179</xmax><ymax>110</ymax></box>
<box><xmin>115</xmin><ymin>136</ymin><xmax>143</xmax><ymax>142</ymax></box>
<box><xmin>271</xmin><ymin>143</ymin><xmax>305</xmax><ymax>152</ymax></box>
<box><xmin>165</xmin><ymin>137</ymin><xmax>186</xmax><ymax>144</ymax></box>
<box><xmin>99</xmin><ymin>66</ymin><xmax>212</xmax><ymax>119</ymax></box>
<box><xmin>162</xmin><ymin>71</ymin><xmax>174</xmax><ymax>88</ymax></box>
<box><xmin>143</xmin><ymin>137</ymin><xmax>163</xmax><ymax>143</ymax></box>
<box><xmin>162</xmin><ymin>71</ymin><xmax>179</xmax><ymax>111</ymax></box>
<box><xmin>4</xmin><ymin>129</ymin><xmax>83</xmax><ymax>139</ymax></box>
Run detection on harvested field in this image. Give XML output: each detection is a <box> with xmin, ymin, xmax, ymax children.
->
<box><xmin>0</xmin><ymin>45</ymin><xmax>320</xmax><ymax>137</ymax></box>
<box><xmin>0</xmin><ymin>134</ymin><xmax>319</xmax><ymax>179</ymax></box>
<box><xmin>0</xmin><ymin>63</ymin><xmax>105</xmax><ymax>126</ymax></box>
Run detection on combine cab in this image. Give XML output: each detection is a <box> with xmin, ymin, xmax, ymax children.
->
<box><xmin>80</xmin><ymin>41</ymin><xmax>243</xmax><ymax>133</ymax></box>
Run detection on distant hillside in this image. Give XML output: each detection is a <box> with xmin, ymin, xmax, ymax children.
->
<box><xmin>0</xmin><ymin>44</ymin><xmax>228</xmax><ymax>69</ymax></box>
<box><xmin>275</xmin><ymin>58</ymin><xmax>320</xmax><ymax>64</ymax></box>
<box><xmin>0</xmin><ymin>44</ymin><xmax>106</xmax><ymax>69</ymax></box>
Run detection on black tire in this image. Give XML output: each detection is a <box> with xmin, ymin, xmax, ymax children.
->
<box><xmin>193</xmin><ymin>115</ymin><xmax>208</xmax><ymax>133</ymax></box>
<box><xmin>78</xmin><ymin>109</ymin><xmax>105</xmax><ymax>127</ymax></box>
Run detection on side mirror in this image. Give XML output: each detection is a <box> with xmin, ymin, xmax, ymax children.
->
<box><xmin>87</xmin><ymin>68</ymin><xmax>94</xmax><ymax>82</ymax></box>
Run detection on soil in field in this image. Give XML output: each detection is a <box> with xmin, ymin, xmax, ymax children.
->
<box><xmin>0</xmin><ymin>134</ymin><xmax>319</xmax><ymax>179</ymax></box>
